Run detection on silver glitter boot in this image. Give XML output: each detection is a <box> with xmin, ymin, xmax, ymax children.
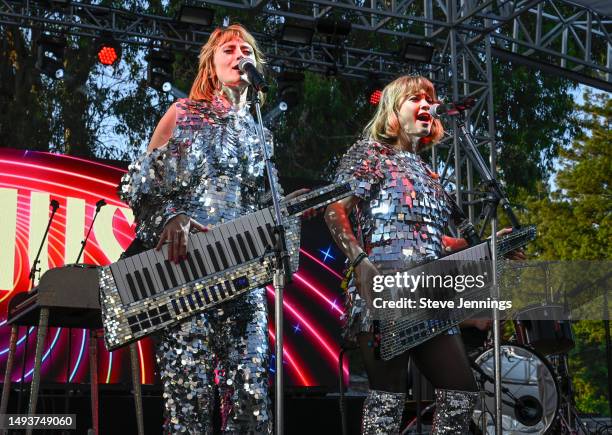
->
<box><xmin>361</xmin><ymin>389</ymin><xmax>405</xmax><ymax>435</ymax></box>
<box><xmin>431</xmin><ymin>389</ymin><xmax>478</xmax><ymax>434</ymax></box>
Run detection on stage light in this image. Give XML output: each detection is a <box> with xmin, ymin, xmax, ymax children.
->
<box><xmin>369</xmin><ymin>89</ymin><xmax>382</xmax><ymax>105</ymax></box>
<box><xmin>367</xmin><ymin>75</ymin><xmax>386</xmax><ymax>105</ymax></box>
<box><xmin>400</xmin><ymin>43</ymin><xmax>434</xmax><ymax>63</ymax></box>
<box><xmin>280</xmin><ymin>23</ymin><xmax>314</xmax><ymax>45</ymax></box>
<box><xmin>35</xmin><ymin>35</ymin><xmax>66</xmax><ymax>80</ymax></box>
<box><xmin>146</xmin><ymin>49</ymin><xmax>175</xmax><ymax>92</ymax></box>
<box><xmin>96</xmin><ymin>35</ymin><xmax>121</xmax><ymax>66</ymax></box>
<box><xmin>316</xmin><ymin>18</ymin><xmax>352</xmax><ymax>38</ymax></box>
<box><xmin>177</xmin><ymin>5</ymin><xmax>214</xmax><ymax>27</ymax></box>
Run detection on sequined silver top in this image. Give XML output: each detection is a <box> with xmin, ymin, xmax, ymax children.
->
<box><xmin>335</xmin><ymin>139</ymin><xmax>451</xmax><ymax>269</ymax></box>
<box><xmin>119</xmin><ymin>97</ymin><xmax>279</xmax><ymax>247</ymax></box>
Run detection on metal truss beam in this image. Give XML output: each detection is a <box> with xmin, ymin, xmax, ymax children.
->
<box><xmin>1</xmin><ymin>0</ymin><xmax>609</xmax><ymax>225</ymax></box>
<box><xmin>0</xmin><ymin>0</ymin><xmax>445</xmax><ymax>80</ymax></box>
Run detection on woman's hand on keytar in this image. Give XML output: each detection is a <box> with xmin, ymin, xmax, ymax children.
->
<box><xmin>156</xmin><ymin>214</ymin><xmax>209</xmax><ymax>263</ymax></box>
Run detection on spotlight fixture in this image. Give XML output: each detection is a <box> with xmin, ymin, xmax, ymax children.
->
<box><xmin>95</xmin><ymin>34</ymin><xmax>121</xmax><ymax>66</ymax></box>
<box><xmin>146</xmin><ymin>49</ymin><xmax>175</xmax><ymax>91</ymax></box>
<box><xmin>369</xmin><ymin>89</ymin><xmax>382</xmax><ymax>105</ymax></box>
<box><xmin>315</xmin><ymin>18</ymin><xmax>352</xmax><ymax>38</ymax></box>
<box><xmin>367</xmin><ymin>75</ymin><xmax>387</xmax><ymax>106</ymax></box>
<box><xmin>177</xmin><ymin>5</ymin><xmax>214</xmax><ymax>27</ymax></box>
<box><xmin>399</xmin><ymin>43</ymin><xmax>434</xmax><ymax>63</ymax></box>
<box><xmin>35</xmin><ymin>35</ymin><xmax>66</xmax><ymax>80</ymax></box>
<box><xmin>279</xmin><ymin>23</ymin><xmax>314</xmax><ymax>45</ymax></box>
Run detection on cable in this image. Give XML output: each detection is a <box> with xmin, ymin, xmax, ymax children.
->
<box><xmin>338</xmin><ymin>345</ymin><xmax>358</xmax><ymax>435</ymax></box>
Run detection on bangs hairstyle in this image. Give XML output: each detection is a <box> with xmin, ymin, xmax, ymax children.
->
<box><xmin>189</xmin><ymin>24</ymin><xmax>266</xmax><ymax>103</ymax></box>
<box><xmin>364</xmin><ymin>75</ymin><xmax>444</xmax><ymax>152</ymax></box>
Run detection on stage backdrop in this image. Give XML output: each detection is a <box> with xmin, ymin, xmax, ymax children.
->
<box><xmin>0</xmin><ymin>148</ymin><xmax>348</xmax><ymax>388</ymax></box>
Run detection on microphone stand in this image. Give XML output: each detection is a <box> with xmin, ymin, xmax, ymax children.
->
<box><xmin>17</xmin><ymin>200</ymin><xmax>60</xmax><ymax>414</ymax></box>
<box><xmin>454</xmin><ymin>115</ymin><xmax>522</xmax><ymax>435</ymax></box>
<box><xmin>61</xmin><ymin>199</ymin><xmax>106</xmax><ymax>434</ymax></box>
<box><xmin>75</xmin><ymin>200</ymin><xmax>106</xmax><ymax>264</ymax></box>
<box><xmin>29</xmin><ymin>200</ymin><xmax>60</xmax><ymax>287</ymax></box>
<box><xmin>250</xmin><ymin>89</ymin><xmax>291</xmax><ymax>435</ymax></box>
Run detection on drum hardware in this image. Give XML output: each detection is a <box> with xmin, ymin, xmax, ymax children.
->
<box><xmin>513</xmin><ymin>304</ymin><xmax>575</xmax><ymax>356</ymax></box>
<box><xmin>470</xmin><ymin>344</ymin><xmax>560</xmax><ymax>434</ymax></box>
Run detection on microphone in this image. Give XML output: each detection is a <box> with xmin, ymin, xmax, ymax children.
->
<box><xmin>429</xmin><ymin>97</ymin><xmax>476</xmax><ymax>118</ymax></box>
<box><xmin>514</xmin><ymin>395</ymin><xmax>543</xmax><ymax>427</ymax></box>
<box><xmin>238</xmin><ymin>58</ymin><xmax>269</xmax><ymax>93</ymax></box>
<box><xmin>50</xmin><ymin>199</ymin><xmax>60</xmax><ymax>211</ymax></box>
<box><xmin>95</xmin><ymin>199</ymin><xmax>107</xmax><ymax>212</ymax></box>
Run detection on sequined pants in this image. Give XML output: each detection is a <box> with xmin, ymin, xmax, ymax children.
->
<box><xmin>156</xmin><ymin>288</ymin><xmax>272</xmax><ymax>434</ymax></box>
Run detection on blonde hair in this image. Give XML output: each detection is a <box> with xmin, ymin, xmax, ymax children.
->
<box><xmin>364</xmin><ymin>75</ymin><xmax>444</xmax><ymax>152</ymax></box>
<box><xmin>189</xmin><ymin>24</ymin><xmax>266</xmax><ymax>102</ymax></box>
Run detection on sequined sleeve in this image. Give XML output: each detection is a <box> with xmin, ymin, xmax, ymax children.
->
<box><xmin>118</xmin><ymin>133</ymin><xmax>197</xmax><ymax>231</ymax></box>
<box><xmin>334</xmin><ymin>139</ymin><xmax>384</xmax><ymax>201</ymax></box>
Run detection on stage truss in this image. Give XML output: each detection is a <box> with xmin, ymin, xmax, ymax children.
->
<box><xmin>0</xmin><ymin>0</ymin><xmax>610</xmax><ymax>225</ymax></box>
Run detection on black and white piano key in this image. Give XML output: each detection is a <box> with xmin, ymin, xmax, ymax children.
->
<box><xmin>210</xmin><ymin>229</ymin><xmax>232</xmax><ymax>269</ymax></box>
<box><xmin>131</xmin><ymin>254</ymin><xmax>153</xmax><ymax>299</ymax></box>
<box><xmin>254</xmin><ymin>208</ymin><xmax>275</xmax><ymax>249</ymax></box>
<box><xmin>184</xmin><ymin>252</ymin><xmax>201</xmax><ymax>281</ymax></box>
<box><xmin>217</xmin><ymin>227</ymin><xmax>237</xmax><ymax>268</ymax></box>
<box><xmin>232</xmin><ymin>218</ymin><xmax>255</xmax><ymax>261</ymax></box>
<box><xmin>236</xmin><ymin>212</ymin><xmax>263</xmax><ymax>256</ymax></box>
<box><xmin>188</xmin><ymin>234</ymin><xmax>213</xmax><ymax>278</ymax></box>
<box><xmin>109</xmin><ymin>262</ymin><xmax>132</xmax><ymax>304</ymax></box>
<box><xmin>225</xmin><ymin>221</ymin><xmax>245</xmax><ymax>263</ymax></box>
<box><xmin>191</xmin><ymin>247</ymin><xmax>210</xmax><ymax>278</ymax></box>
<box><xmin>119</xmin><ymin>258</ymin><xmax>140</xmax><ymax>302</ymax></box>
<box><xmin>196</xmin><ymin>230</ymin><xmax>221</xmax><ymax>273</ymax></box>
<box><xmin>145</xmin><ymin>250</ymin><xmax>167</xmax><ymax>294</ymax></box>
<box><xmin>163</xmin><ymin>259</ymin><xmax>180</xmax><ymax>288</ymax></box>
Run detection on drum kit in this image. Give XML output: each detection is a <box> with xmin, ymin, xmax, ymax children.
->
<box><xmin>470</xmin><ymin>304</ymin><xmax>580</xmax><ymax>434</ymax></box>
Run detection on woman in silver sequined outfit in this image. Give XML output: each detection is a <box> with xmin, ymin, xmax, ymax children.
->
<box><xmin>119</xmin><ymin>25</ymin><xmax>278</xmax><ymax>434</ymax></box>
<box><xmin>325</xmin><ymin>76</ymin><xmax>480</xmax><ymax>434</ymax></box>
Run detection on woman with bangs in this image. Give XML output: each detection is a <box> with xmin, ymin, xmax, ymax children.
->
<box><xmin>119</xmin><ymin>24</ymin><xmax>276</xmax><ymax>433</ymax></box>
<box><xmin>325</xmin><ymin>76</ymin><xmax>479</xmax><ymax>434</ymax></box>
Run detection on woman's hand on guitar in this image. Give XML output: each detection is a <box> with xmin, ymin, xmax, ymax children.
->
<box><xmin>155</xmin><ymin>214</ymin><xmax>209</xmax><ymax>263</ymax></box>
<box><xmin>496</xmin><ymin>228</ymin><xmax>527</xmax><ymax>260</ymax></box>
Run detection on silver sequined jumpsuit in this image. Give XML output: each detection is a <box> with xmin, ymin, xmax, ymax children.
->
<box><xmin>119</xmin><ymin>97</ymin><xmax>277</xmax><ymax>434</ymax></box>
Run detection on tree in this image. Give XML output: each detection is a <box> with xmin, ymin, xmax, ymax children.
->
<box><xmin>520</xmin><ymin>90</ymin><xmax>611</xmax><ymax>416</ymax></box>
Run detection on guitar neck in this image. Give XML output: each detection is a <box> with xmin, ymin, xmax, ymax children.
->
<box><xmin>495</xmin><ymin>225</ymin><xmax>537</xmax><ymax>257</ymax></box>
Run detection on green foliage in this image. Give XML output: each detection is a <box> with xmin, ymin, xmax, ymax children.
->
<box><xmin>272</xmin><ymin>72</ymin><xmax>375</xmax><ymax>180</ymax></box>
<box><xmin>518</xmin><ymin>91</ymin><xmax>611</xmax><ymax>416</ymax></box>
<box><xmin>570</xmin><ymin>321</ymin><xmax>611</xmax><ymax>416</ymax></box>
<box><xmin>521</xmin><ymin>91</ymin><xmax>611</xmax><ymax>261</ymax></box>
<box><xmin>492</xmin><ymin>60</ymin><xmax>577</xmax><ymax>196</ymax></box>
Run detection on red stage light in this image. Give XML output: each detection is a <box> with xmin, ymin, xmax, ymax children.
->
<box><xmin>96</xmin><ymin>35</ymin><xmax>121</xmax><ymax>66</ymax></box>
<box><xmin>97</xmin><ymin>45</ymin><xmax>119</xmax><ymax>66</ymax></box>
<box><xmin>369</xmin><ymin>89</ymin><xmax>382</xmax><ymax>105</ymax></box>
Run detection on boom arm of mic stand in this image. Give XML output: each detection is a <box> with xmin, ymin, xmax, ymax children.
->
<box><xmin>456</xmin><ymin>121</ymin><xmax>521</xmax><ymax>229</ymax></box>
<box><xmin>75</xmin><ymin>203</ymin><xmax>105</xmax><ymax>264</ymax></box>
<box><xmin>28</xmin><ymin>202</ymin><xmax>60</xmax><ymax>287</ymax></box>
